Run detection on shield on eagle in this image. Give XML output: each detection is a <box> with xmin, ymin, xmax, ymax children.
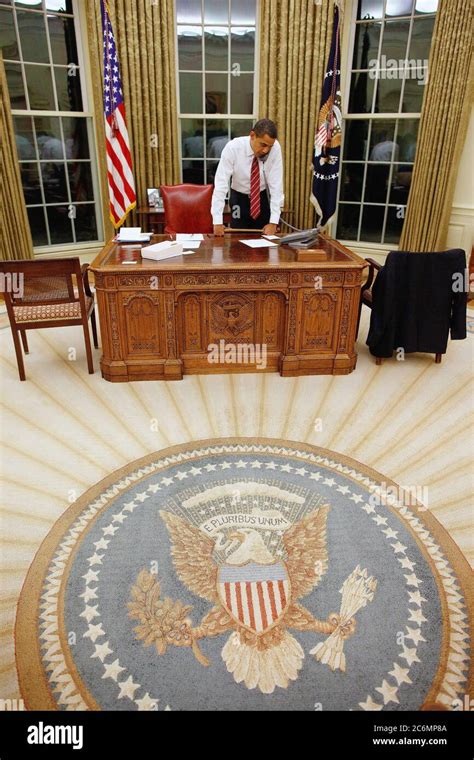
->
<box><xmin>218</xmin><ymin>562</ymin><xmax>291</xmax><ymax>634</ymax></box>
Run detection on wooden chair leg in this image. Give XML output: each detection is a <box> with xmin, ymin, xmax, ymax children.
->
<box><xmin>20</xmin><ymin>330</ymin><xmax>29</xmax><ymax>353</ymax></box>
<box><xmin>375</xmin><ymin>357</ymin><xmax>382</xmax><ymax>365</ymax></box>
<box><xmin>11</xmin><ymin>326</ymin><xmax>26</xmax><ymax>381</ymax></box>
<box><xmin>435</xmin><ymin>353</ymin><xmax>442</xmax><ymax>363</ymax></box>
<box><xmin>82</xmin><ymin>319</ymin><xmax>94</xmax><ymax>374</ymax></box>
<box><xmin>90</xmin><ymin>307</ymin><xmax>99</xmax><ymax>349</ymax></box>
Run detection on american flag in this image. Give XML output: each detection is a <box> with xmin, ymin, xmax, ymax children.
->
<box><xmin>101</xmin><ymin>0</ymin><xmax>136</xmax><ymax>228</ymax></box>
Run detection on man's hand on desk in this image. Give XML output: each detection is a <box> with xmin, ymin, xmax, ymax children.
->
<box><xmin>213</xmin><ymin>225</ymin><xmax>225</xmax><ymax>237</ymax></box>
<box><xmin>263</xmin><ymin>223</ymin><xmax>277</xmax><ymax>236</ymax></box>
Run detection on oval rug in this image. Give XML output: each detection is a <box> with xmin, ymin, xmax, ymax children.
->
<box><xmin>16</xmin><ymin>438</ymin><xmax>472</xmax><ymax>711</ymax></box>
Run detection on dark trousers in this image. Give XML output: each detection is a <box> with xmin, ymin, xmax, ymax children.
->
<box><xmin>229</xmin><ymin>189</ymin><xmax>270</xmax><ymax>229</ymax></box>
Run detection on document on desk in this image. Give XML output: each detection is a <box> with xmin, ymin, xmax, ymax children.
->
<box><xmin>240</xmin><ymin>238</ymin><xmax>278</xmax><ymax>248</ymax></box>
<box><xmin>180</xmin><ymin>240</ymin><xmax>201</xmax><ymax>248</ymax></box>
<box><xmin>175</xmin><ymin>233</ymin><xmax>204</xmax><ymax>241</ymax></box>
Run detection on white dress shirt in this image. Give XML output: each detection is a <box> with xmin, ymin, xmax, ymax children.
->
<box><xmin>211</xmin><ymin>136</ymin><xmax>284</xmax><ymax>225</ymax></box>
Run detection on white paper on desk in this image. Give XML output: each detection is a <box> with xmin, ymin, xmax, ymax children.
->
<box><xmin>118</xmin><ymin>227</ymin><xmax>142</xmax><ymax>240</ymax></box>
<box><xmin>263</xmin><ymin>234</ymin><xmax>280</xmax><ymax>240</ymax></box>
<box><xmin>175</xmin><ymin>233</ymin><xmax>204</xmax><ymax>241</ymax></box>
<box><xmin>180</xmin><ymin>240</ymin><xmax>201</xmax><ymax>249</ymax></box>
<box><xmin>240</xmin><ymin>238</ymin><xmax>278</xmax><ymax>248</ymax></box>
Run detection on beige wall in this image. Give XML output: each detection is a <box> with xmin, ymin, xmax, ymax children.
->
<box><xmin>446</xmin><ymin>105</ymin><xmax>474</xmax><ymax>256</ymax></box>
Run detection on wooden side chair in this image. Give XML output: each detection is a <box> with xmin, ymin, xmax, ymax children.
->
<box><xmin>0</xmin><ymin>258</ymin><xmax>98</xmax><ymax>381</ymax></box>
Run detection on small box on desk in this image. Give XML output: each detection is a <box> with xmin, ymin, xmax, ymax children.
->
<box><xmin>295</xmin><ymin>248</ymin><xmax>328</xmax><ymax>262</ymax></box>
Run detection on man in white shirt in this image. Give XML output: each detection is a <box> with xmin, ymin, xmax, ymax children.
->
<box><xmin>211</xmin><ymin>119</ymin><xmax>284</xmax><ymax>236</ymax></box>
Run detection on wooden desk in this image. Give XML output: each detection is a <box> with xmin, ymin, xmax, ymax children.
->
<box><xmin>137</xmin><ymin>206</ymin><xmax>295</xmax><ymax>234</ymax></box>
<box><xmin>90</xmin><ymin>234</ymin><xmax>365</xmax><ymax>381</ymax></box>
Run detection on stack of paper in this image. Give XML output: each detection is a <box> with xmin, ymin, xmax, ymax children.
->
<box><xmin>175</xmin><ymin>233</ymin><xmax>204</xmax><ymax>249</ymax></box>
<box><xmin>117</xmin><ymin>227</ymin><xmax>152</xmax><ymax>243</ymax></box>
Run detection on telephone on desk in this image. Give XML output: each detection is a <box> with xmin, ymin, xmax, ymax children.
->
<box><xmin>278</xmin><ymin>227</ymin><xmax>320</xmax><ymax>248</ymax></box>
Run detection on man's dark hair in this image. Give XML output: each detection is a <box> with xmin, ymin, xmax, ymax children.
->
<box><xmin>252</xmin><ymin>118</ymin><xmax>278</xmax><ymax>139</ymax></box>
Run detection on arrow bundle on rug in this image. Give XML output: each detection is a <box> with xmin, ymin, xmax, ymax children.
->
<box><xmin>310</xmin><ymin>565</ymin><xmax>377</xmax><ymax>672</ymax></box>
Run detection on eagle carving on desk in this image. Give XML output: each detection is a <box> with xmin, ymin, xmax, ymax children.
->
<box><xmin>128</xmin><ymin>506</ymin><xmax>358</xmax><ymax>693</ymax></box>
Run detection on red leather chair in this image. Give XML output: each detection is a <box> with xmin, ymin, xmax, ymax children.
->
<box><xmin>160</xmin><ymin>184</ymin><xmax>214</xmax><ymax>234</ymax></box>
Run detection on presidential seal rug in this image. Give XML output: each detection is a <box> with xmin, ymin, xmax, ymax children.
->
<box><xmin>16</xmin><ymin>439</ymin><xmax>473</xmax><ymax>711</ymax></box>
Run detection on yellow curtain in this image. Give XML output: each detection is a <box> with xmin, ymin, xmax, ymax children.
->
<box><xmin>0</xmin><ymin>52</ymin><xmax>33</xmax><ymax>261</ymax></box>
<box><xmin>399</xmin><ymin>0</ymin><xmax>473</xmax><ymax>251</ymax></box>
<box><xmin>85</xmin><ymin>0</ymin><xmax>181</xmax><ymax>232</ymax></box>
<box><xmin>258</xmin><ymin>0</ymin><xmax>335</xmax><ymax>229</ymax></box>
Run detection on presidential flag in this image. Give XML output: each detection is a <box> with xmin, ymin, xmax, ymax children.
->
<box><xmin>101</xmin><ymin>0</ymin><xmax>136</xmax><ymax>227</ymax></box>
<box><xmin>310</xmin><ymin>3</ymin><xmax>342</xmax><ymax>227</ymax></box>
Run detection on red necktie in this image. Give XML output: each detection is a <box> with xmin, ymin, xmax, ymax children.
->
<box><xmin>250</xmin><ymin>156</ymin><xmax>261</xmax><ymax>220</ymax></box>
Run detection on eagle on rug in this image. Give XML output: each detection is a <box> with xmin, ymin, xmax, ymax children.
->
<box><xmin>128</xmin><ymin>506</ymin><xmax>376</xmax><ymax>694</ymax></box>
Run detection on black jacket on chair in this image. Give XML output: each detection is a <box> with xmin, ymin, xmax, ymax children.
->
<box><xmin>366</xmin><ymin>249</ymin><xmax>467</xmax><ymax>358</ymax></box>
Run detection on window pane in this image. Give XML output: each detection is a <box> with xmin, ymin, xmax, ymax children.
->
<box><xmin>45</xmin><ymin>1</ymin><xmax>74</xmax><ymax>12</ymax></box>
<box><xmin>15</xmin><ymin>0</ymin><xmax>42</xmax><ymax>7</ymax></box>
<box><xmin>176</xmin><ymin>0</ymin><xmax>202</xmax><ymax>24</ymax></box>
<box><xmin>415</xmin><ymin>0</ymin><xmax>438</xmax><ymax>13</ymax></box>
<box><xmin>25</xmin><ymin>64</ymin><xmax>55</xmax><ymax>109</ymax></box>
<box><xmin>207</xmin><ymin>119</ymin><xmax>228</xmax><ymax>157</ymax></box>
<box><xmin>230</xmin><ymin>119</ymin><xmax>253</xmax><ymax>138</ymax></box>
<box><xmin>14</xmin><ymin>116</ymin><xmax>36</xmax><ymax>158</ymax></box>
<box><xmin>180</xmin><ymin>72</ymin><xmax>202</xmax><ymax>113</ymax></box>
<box><xmin>231</xmin><ymin>0</ymin><xmax>255</xmax><ymax>24</ymax></box>
<box><xmin>397</xmin><ymin>118</ymin><xmax>418</xmax><ymax>160</ymax></box>
<box><xmin>206</xmin><ymin>72</ymin><xmax>227</xmax><ymax>113</ymax></box>
<box><xmin>374</xmin><ymin>74</ymin><xmax>402</xmax><ymax>112</ymax></box>
<box><xmin>340</xmin><ymin>163</ymin><xmax>364</xmax><ymax>201</ymax></box>
<box><xmin>54</xmin><ymin>65</ymin><xmax>83</xmax><ymax>110</ymax></box>
<box><xmin>205</xmin><ymin>27</ymin><xmax>228</xmax><ymax>71</ymax></box>
<box><xmin>231</xmin><ymin>28</ymin><xmax>255</xmax><ymax>71</ymax></box>
<box><xmin>206</xmin><ymin>159</ymin><xmax>219</xmax><ymax>184</ymax></box>
<box><xmin>357</xmin><ymin>0</ymin><xmax>384</xmax><ymax>19</ymax></box>
<box><xmin>402</xmin><ymin>73</ymin><xmax>426</xmax><ymax>111</ymax></box>
<box><xmin>380</xmin><ymin>20</ymin><xmax>410</xmax><ymax>61</ymax></box>
<box><xmin>386</xmin><ymin>0</ymin><xmax>413</xmax><ymax>16</ymax></box>
<box><xmin>364</xmin><ymin>165</ymin><xmax>390</xmax><ymax>202</ymax></box>
<box><xmin>181</xmin><ymin>119</ymin><xmax>204</xmax><ymax>157</ymax></box>
<box><xmin>361</xmin><ymin>204</ymin><xmax>384</xmax><ymax>242</ymax></box>
<box><xmin>62</xmin><ymin>117</ymin><xmax>90</xmax><ymax>159</ymax></box>
<box><xmin>352</xmin><ymin>23</ymin><xmax>381</xmax><ymax>69</ymax></box>
<box><xmin>20</xmin><ymin>162</ymin><xmax>42</xmax><ymax>204</ymax></box>
<box><xmin>47</xmin><ymin>205</ymin><xmax>73</xmax><ymax>244</ymax></box>
<box><xmin>336</xmin><ymin>204</ymin><xmax>360</xmax><ymax>240</ymax></box>
<box><xmin>408</xmin><ymin>17</ymin><xmax>435</xmax><ymax>61</ymax></box>
<box><xmin>348</xmin><ymin>71</ymin><xmax>374</xmax><ymax>113</ymax></box>
<box><xmin>27</xmin><ymin>206</ymin><xmax>48</xmax><ymax>246</ymax></box>
<box><xmin>0</xmin><ymin>8</ymin><xmax>20</xmax><ymax>59</ymax></box>
<box><xmin>369</xmin><ymin>119</ymin><xmax>397</xmax><ymax>160</ymax></box>
<box><xmin>384</xmin><ymin>206</ymin><xmax>405</xmax><ymax>243</ymax></box>
<box><xmin>182</xmin><ymin>160</ymin><xmax>204</xmax><ymax>184</ymax></box>
<box><xmin>35</xmin><ymin>117</ymin><xmax>63</xmax><ymax>158</ymax></box>
<box><xmin>17</xmin><ymin>10</ymin><xmax>49</xmax><ymax>63</ymax></box>
<box><xmin>74</xmin><ymin>204</ymin><xmax>98</xmax><ymax>242</ymax></box>
<box><xmin>4</xmin><ymin>62</ymin><xmax>26</xmax><ymax>108</ymax></box>
<box><xmin>231</xmin><ymin>73</ymin><xmax>253</xmax><ymax>114</ymax></box>
<box><xmin>343</xmin><ymin>120</ymin><xmax>369</xmax><ymax>160</ymax></box>
<box><xmin>67</xmin><ymin>162</ymin><xmax>94</xmax><ymax>202</ymax></box>
<box><xmin>178</xmin><ymin>26</ymin><xmax>202</xmax><ymax>70</ymax></box>
<box><xmin>204</xmin><ymin>0</ymin><xmax>229</xmax><ymax>24</ymax></box>
<box><xmin>389</xmin><ymin>165</ymin><xmax>412</xmax><ymax>203</ymax></box>
<box><xmin>48</xmin><ymin>15</ymin><xmax>79</xmax><ymax>65</ymax></box>
<box><xmin>41</xmin><ymin>162</ymin><xmax>68</xmax><ymax>203</ymax></box>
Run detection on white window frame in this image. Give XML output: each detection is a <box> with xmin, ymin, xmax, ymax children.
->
<box><xmin>6</xmin><ymin>0</ymin><xmax>104</xmax><ymax>257</ymax></box>
<box><xmin>332</xmin><ymin>0</ymin><xmax>436</xmax><ymax>254</ymax></box>
<box><xmin>175</xmin><ymin>0</ymin><xmax>259</xmax><ymax>185</ymax></box>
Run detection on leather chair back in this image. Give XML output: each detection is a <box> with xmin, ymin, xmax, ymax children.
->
<box><xmin>160</xmin><ymin>184</ymin><xmax>214</xmax><ymax>234</ymax></box>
